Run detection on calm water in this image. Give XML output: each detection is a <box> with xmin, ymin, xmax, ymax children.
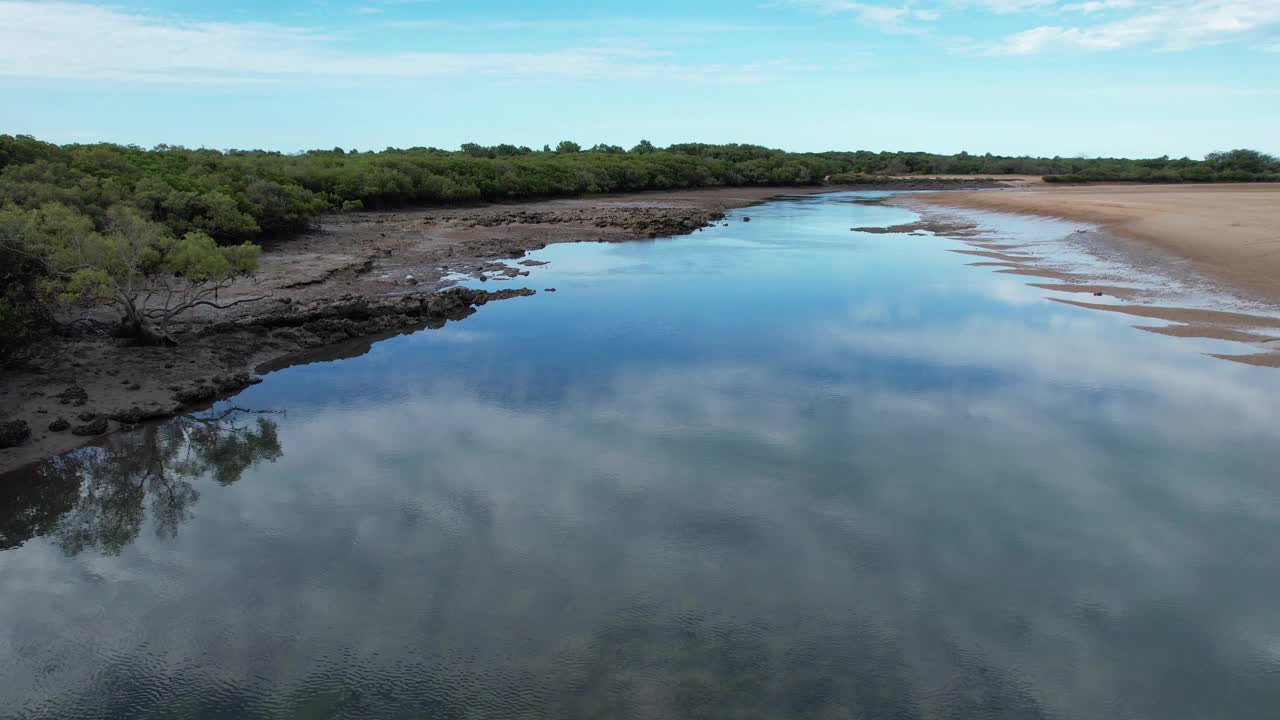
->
<box><xmin>3</xmin><ymin>192</ymin><xmax>1280</xmax><ymax>719</ymax></box>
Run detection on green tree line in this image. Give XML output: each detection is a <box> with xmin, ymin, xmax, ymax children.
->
<box><xmin>1</xmin><ymin>134</ymin><xmax>1276</xmax><ymax>363</ymax></box>
<box><xmin>4</xmin><ymin>135</ymin><xmax>1276</xmax><ymax>247</ymax></box>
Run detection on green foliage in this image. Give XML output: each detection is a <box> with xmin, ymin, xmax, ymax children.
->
<box><xmin>0</xmin><ymin>203</ymin><xmax>55</xmax><ymax>365</ymax></box>
<box><xmin>0</xmin><ymin>199</ymin><xmax>262</xmax><ymax>346</ymax></box>
<box><xmin>163</xmin><ymin>230</ymin><xmax>261</xmax><ymax>284</ymax></box>
<box><xmin>5</xmin><ymin>134</ymin><xmax>1273</xmax><ymax>257</ymax></box>
<box><xmin>826</xmin><ymin>174</ymin><xmax>1000</xmax><ymax>187</ymax></box>
<box><xmin>588</xmin><ymin>143</ymin><xmax>626</xmax><ymax>154</ymax></box>
<box><xmin>0</xmin><ymin>296</ymin><xmax>41</xmax><ymax>367</ymax></box>
<box><xmin>1206</xmin><ymin>149</ymin><xmax>1276</xmax><ymax>174</ymax></box>
<box><xmin>1041</xmin><ymin>149</ymin><xmax>1279</xmax><ymax>183</ymax></box>
<box><xmin>0</xmin><ymin>133</ymin><xmax>1274</xmax><ymax>354</ymax></box>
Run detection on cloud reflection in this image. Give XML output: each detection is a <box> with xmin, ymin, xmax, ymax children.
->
<box><xmin>2</xmin><ymin>327</ymin><xmax>1279</xmax><ymax>718</ymax></box>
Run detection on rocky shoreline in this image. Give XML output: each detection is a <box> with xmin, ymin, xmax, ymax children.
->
<box><xmin>1</xmin><ymin>186</ymin><xmax>846</xmax><ymax>473</ymax></box>
<box><xmin>1</xmin><ymin>182</ymin><xmax>1027</xmax><ymax>473</ymax></box>
<box><xmin>0</xmin><ymin>287</ymin><xmax>535</xmax><ymax>471</ymax></box>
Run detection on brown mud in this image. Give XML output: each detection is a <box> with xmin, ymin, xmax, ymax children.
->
<box><xmin>0</xmin><ymin>186</ymin><xmax>844</xmax><ymax>473</ymax></box>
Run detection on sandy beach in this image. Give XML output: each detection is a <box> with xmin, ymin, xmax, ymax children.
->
<box><xmin>908</xmin><ymin>183</ymin><xmax>1280</xmax><ymax>303</ymax></box>
<box><xmin>893</xmin><ymin>182</ymin><xmax>1280</xmax><ymax>369</ymax></box>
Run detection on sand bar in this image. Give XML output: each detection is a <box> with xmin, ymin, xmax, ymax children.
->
<box><xmin>908</xmin><ymin>183</ymin><xmax>1280</xmax><ymax>303</ymax></box>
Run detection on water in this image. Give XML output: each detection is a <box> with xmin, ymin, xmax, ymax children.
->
<box><xmin>3</xmin><ymin>192</ymin><xmax>1280</xmax><ymax>719</ymax></box>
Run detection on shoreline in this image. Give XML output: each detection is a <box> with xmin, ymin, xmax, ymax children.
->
<box><xmin>901</xmin><ymin>183</ymin><xmax>1280</xmax><ymax>306</ymax></box>
<box><xmin>14</xmin><ymin>177</ymin><xmax>1261</xmax><ymax>474</ymax></box>
<box><xmin>2</xmin><ymin>185</ymin><xmax>876</xmax><ymax>475</ymax></box>
<box><xmin>890</xmin><ymin>184</ymin><xmax>1280</xmax><ymax>367</ymax></box>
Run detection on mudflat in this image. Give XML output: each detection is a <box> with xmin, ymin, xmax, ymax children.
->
<box><xmin>0</xmin><ymin>186</ymin><xmax>829</xmax><ymax>473</ymax></box>
<box><xmin>911</xmin><ymin>183</ymin><xmax>1280</xmax><ymax>303</ymax></box>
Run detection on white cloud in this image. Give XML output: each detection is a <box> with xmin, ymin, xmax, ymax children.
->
<box><xmin>977</xmin><ymin>0</ymin><xmax>1280</xmax><ymax>54</ymax></box>
<box><xmin>963</xmin><ymin>0</ymin><xmax>1059</xmax><ymax>13</ymax></box>
<box><xmin>777</xmin><ymin>0</ymin><xmax>942</xmax><ymax>33</ymax></box>
<box><xmin>0</xmin><ymin>1</ymin><xmax>786</xmax><ymax>84</ymax></box>
<box><xmin>782</xmin><ymin>0</ymin><xmax>1280</xmax><ymax>53</ymax></box>
<box><xmin>1060</xmin><ymin>0</ymin><xmax>1139</xmax><ymax>14</ymax></box>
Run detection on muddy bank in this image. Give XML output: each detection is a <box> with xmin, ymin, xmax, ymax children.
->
<box><xmin>1</xmin><ymin>186</ymin><xmax>829</xmax><ymax>474</ymax></box>
<box><xmin>0</xmin><ymin>287</ymin><xmax>533</xmax><ymax>472</ymax></box>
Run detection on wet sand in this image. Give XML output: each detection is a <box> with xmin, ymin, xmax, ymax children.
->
<box><xmin>909</xmin><ymin>183</ymin><xmax>1280</xmax><ymax>303</ymax></box>
<box><xmin>893</xmin><ymin>184</ymin><xmax>1280</xmax><ymax>369</ymax></box>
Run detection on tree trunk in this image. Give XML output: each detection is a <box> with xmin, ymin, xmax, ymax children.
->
<box><xmin>115</xmin><ymin>303</ymin><xmax>176</xmax><ymax>346</ymax></box>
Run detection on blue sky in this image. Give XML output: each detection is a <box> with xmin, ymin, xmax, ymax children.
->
<box><xmin>1</xmin><ymin>0</ymin><xmax>1277</xmax><ymax>157</ymax></box>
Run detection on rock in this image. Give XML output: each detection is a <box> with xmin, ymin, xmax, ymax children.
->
<box><xmin>173</xmin><ymin>372</ymin><xmax>260</xmax><ymax>405</ymax></box>
<box><xmin>404</xmin><ymin>274</ymin><xmax>418</xmax><ymax>285</ymax></box>
<box><xmin>545</xmin><ymin>288</ymin><xmax>557</xmax><ymax>292</ymax></box>
<box><xmin>742</xmin><ymin>216</ymin><xmax>751</xmax><ymax>222</ymax></box>
<box><xmin>111</xmin><ymin>406</ymin><xmax>170</xmax><ymax>424</ymax></box>
<box><xmin>72</xmin><ymin>416</ymin><xmax>109</xmax><ymax>436</ymax></box>
<box><xmin>48</xmin><ymin>418</ymin><xmax>70</xmax><ymax>432</ymax></box>
<box><xmin>128</xmin><ymin>384</ymin><xmax>141</xmax><ymax>391</ymax></box>
<box><xmin>56</xmin><ymin>384</ymin><xmax>88</xmax><ymax>406</ymax></box>
<box><xmin>1094</xmin><ymin>292</ymin><xmax>1104</xmax><ymax>296</ymax></box>
<box><xmin>0</xmin><ymin>419</ymin><xmax>31</xmax><ymax>448</ymax></box>
<box><xmin>77</xmin><ymin>411</ymin><xmax>96</xmax><ymax>422</ymax></box>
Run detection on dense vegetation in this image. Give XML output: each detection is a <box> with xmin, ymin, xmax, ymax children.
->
<box><xmin>1</xmin><ymin>133</ymin><xmax>1276</xmax><ymax>363</ymax></box>
<box><xmin>1041</xmin><ymin>149</ymin><xmax>1280</xmax><ymax>183</ymax></box>
<box><xmin>3</xmin><ymin>135</ymin><xmax>1276</xmax><ymax>246</ymax></box>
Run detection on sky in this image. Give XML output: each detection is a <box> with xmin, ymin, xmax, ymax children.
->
<box><xmin>0</xmin><ymin>0</ymin><xmax>1277</xmax><ymax>157</ymax></box>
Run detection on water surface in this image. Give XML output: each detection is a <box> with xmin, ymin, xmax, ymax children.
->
<box><xmin>3</xmin><ymin>192</ymin><xmax>1280</xmax><ymax>719</ymax></box>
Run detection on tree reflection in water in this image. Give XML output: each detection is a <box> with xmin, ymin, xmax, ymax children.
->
<box><xmin>0</xmin><ymin>408</ymin><xmax>282</xmax><ymax>555</ymax></box>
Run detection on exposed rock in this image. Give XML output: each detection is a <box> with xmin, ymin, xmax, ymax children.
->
<box><xmin>0</xmin><ymin>419</ymin><xmax>31</xmax><ymax>448</ymax></box>
<box><xmin>455</xmin><ymin>207</ymin><xmax>727</xmax><ymax>238</ymax></box>
<box><xmin>112</xmin><ymin>406</ymin><xmax>174</xmax><ymax>424</ymax></box>
<box><xmin>199</xmin><ymin>287</ymin><xmax>535</xmax><ymax>349</ymax></box>
<box><xmin>72</xmin><ymin>416</ymin><xmax>109</xmax><ymax>437</ymax></box>
<box><xmin>56</xmin><ymin>384</ymin><xmax>88</xmax><ymax>406</ymax></box>
<box><xmin>173</xmin><ymin>372</ymin><xmax>260</xmax><ymax>405</ymax></box>
<box><xmin>852</xmin><ymin>220</ymin><xmax>982</xmax><ymax>236</ymax></box>
<box><xmin>48</xmin><ymin>418</ymin><xmax>69</xmax><ymax>432</ymax></box>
